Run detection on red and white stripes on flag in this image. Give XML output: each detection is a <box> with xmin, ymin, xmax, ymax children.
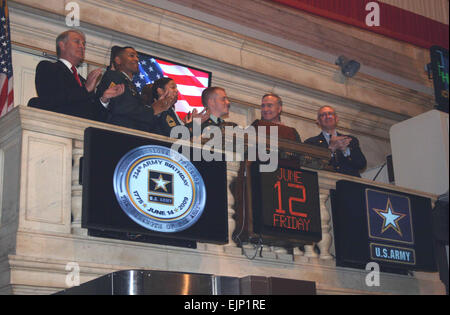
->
<box><xmin>157</xmin><ymin>59</ymin><xmax>209</xmax><ymax>120</ymax></box>
<box><xmin>0</xmin><ymin>0</ymin><xmax>14</xmax><ymax>118</ymax></box>
<box><xmin>0</xmin><ymin>72</ymin><xmax>13</xmax><ymax>117</ymax></box>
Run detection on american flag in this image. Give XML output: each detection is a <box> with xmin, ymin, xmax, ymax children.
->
<box><xmin>133</xmin><ymin>54</ymin><xmax>210</xmax><ymax>120</ymax></box>
<box><xmin>0</xmin><ymin>0</ymin><xmax>13</xmax><ymax>117</ymax></box>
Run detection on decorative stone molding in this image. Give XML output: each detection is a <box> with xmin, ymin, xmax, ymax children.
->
<box><xmin>9</xmin><ymin>0</ymin><xmax>433</xmax><ymax>122</ymax></box>
<box><xmin>9</xmin><ymin>0</ymin><xmax>430</xmax><ymax>175</ymax></box>
<box><xmin>8</xmin><ymin>2</ymin><xmax>398</xmax><ymax>172</ymax></box>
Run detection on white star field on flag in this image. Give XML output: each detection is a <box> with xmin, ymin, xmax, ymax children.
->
<box><xmin>132</xmin><ymin>54</ymin><xmax>210</xmax><ymax>120</ymax></box>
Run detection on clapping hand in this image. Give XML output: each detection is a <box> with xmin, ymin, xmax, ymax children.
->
<box><xmin>329</xmin><ymin>135</ymin><xmax>352</xmax><ymax>153</ymax></box>
<box><xmin>151</xmin><ymin>88</ymin><xmax>177</xmax><ymax>115</ymax></box>
<box><xmin>100</xmin><ymin>83</ymin><xmax>125</xmax><ymax>103</ymax></box>
<box><xmin>84</xmin><ymin>68</ymin><xmax>104</xmax><ymax>93</ymax></box>
<box><xmin>184</xmin><ymin>107</ymin><xmax>210</xmax><ymax>124</ymax></box>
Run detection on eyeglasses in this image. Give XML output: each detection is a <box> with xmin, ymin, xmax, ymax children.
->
<box><xmin>318</xmin><ymin>111</ymin><xmax>336</xmax><ymax>118</ymax></box>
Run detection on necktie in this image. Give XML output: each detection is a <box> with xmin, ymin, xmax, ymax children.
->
<box><xmin>71</xmin><ymin>65</ymin><xmax>82</xmax><ymax>87</ymax></box>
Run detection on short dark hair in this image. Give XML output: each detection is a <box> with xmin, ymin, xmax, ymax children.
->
<box><xmin>112</xmin><ymin>46</ymin><xmax>136</xmax><ymax>66</ymax></box>
<box><xmin>262</xmin><ymin>93</ymin><xmax>282</xmax><ymax>107</ymax></box>
<box><xmin>150</xmin><ymin>77</ymin><xmax>174</xmax><ymax>102</ymax></box>
<box><xmin>116</xmin><ymin>46</ymin><xmax>136</xmax><ymax>56</ymax></box>
<box><xmin>201</xmin><ymin>87</ymin><xmax>225</xmax><ymax>107</ymax></box>
<box><xmin>109</xmin><ymin>45</ymin><xmax>122</xmax><ymax>68</ymax></box>
<box><xmin>56</xmin><ymin>29</ymin><xmax>85</xmax><ymax>58</ymax></box>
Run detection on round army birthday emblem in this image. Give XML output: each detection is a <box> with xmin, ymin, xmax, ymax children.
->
<box><xmin>113</xmin><ymin>145</ymin><xmax>206</xmax><ymax>233</ymax></box>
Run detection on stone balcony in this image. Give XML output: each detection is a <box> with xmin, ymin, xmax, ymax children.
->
<box><xmin>0</xmin><ymin>106</ymin><xmax>445</xmax><ymax>294</ymax></box>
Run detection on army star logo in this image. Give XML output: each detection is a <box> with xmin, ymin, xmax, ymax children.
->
<box><xmin>113</xmin><ymin>145</ymin><xmax>206</xmax><ymax>233</ymax></box>
<box><xmin>373</xmin><ymin>198</ymin><xmax>406</xmax><ymax>237</ymax></box>
<box><xmin>151</xmin><ymin>174</ymin><xmax>171</xmax><ymax>192</ymax></box>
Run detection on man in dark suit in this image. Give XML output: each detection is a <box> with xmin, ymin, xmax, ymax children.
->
<box><xmin>96</xmin><ymin>46</ymin><xmax>172</xmax><ymax>132</ymax></box>
<box><xmin>305</xmin><ymin>105</ymin><xmax>367</xmax><ymax>177</ymax></box>
<box><xmin>33</xmin><ymin>30</ymin><xmax>124</xmax><ymax>121</ymax></box>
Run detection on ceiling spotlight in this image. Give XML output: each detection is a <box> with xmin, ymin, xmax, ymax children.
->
<box><xmin>335</xmin><ymin>56</ymin><xmax>361</xmax><ymax>78</ymax></box>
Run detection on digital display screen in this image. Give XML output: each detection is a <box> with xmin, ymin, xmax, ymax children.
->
<box><xmin>251</xmin><ymin>162</ymin><xmax>322</xmax><ymax>244</ymax></box>
<box><xmin>430</xmin><ymin>46</ymin><xmax>449</xmax><ymax>112</ymax></box>
<box><xmin>133</xmin><ymin>52</ymin><xmax>212</xmax><ymax>120</ymax></box>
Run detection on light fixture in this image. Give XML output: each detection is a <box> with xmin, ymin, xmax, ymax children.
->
<box><xmin>335</xmin><ymin>56</ymin><xmax>361</xmax><ymax>78</ymax></box>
